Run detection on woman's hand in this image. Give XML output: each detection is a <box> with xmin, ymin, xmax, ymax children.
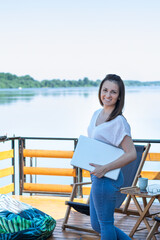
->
<box><xmin>89</xmin><ymin>136</ymin><xmax>137</xmax><ymax>178</ymax></box>
<box><xmin>89</xmin><ymin>163</ymin><xmax>108</xmax><ymax>178</ymax></box>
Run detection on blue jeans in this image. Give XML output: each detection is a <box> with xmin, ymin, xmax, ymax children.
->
<box><xmin>90</xmin><ymin>172</ymin><xmax>131</xmax><ymax>240</ymax></box>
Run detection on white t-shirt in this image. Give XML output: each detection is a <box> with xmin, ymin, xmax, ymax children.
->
<box><xmin>87</xmin><ymin>109</ymin><xmax>131</xmax><ymax>147</ymax></box>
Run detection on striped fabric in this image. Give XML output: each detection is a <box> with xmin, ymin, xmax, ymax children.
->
<box><xmin>0</xmin><ymin>195</ymin><xmax>56</xmax><ymax>240</ymax></box>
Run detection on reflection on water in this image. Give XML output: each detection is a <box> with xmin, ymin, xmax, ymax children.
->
<box><xmin>0</xmin><ymin>87</ymin><xmax>97</xmax><ymax>105</ymax></box>
<box><xmin>0</xmin><ymin>89</ymin><xmax>35</xmax><ymax>104</ymax></box>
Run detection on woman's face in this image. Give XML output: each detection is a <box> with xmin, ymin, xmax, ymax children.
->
<box><xmin>100</xmin><ymin>80</ymin><xmax>119</xmax><ymax>108</ymax></box>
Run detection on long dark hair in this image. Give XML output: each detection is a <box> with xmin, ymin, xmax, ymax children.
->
<box><xmin>98</xmin><ymin>74</ymin><xmax>125</xmax><ymax>121</ymax></box>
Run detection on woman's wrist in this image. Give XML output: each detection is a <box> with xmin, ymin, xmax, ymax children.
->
<box><xmin>103</xmin><ymin>164</ymin><xmax>111</xmax><ymax>173</ymax></box>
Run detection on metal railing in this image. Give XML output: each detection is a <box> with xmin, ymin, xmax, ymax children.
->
<box><xmin>0</xmin><ymin>136</ymin><xmax>160</xmax><ymax>197</ymax></box>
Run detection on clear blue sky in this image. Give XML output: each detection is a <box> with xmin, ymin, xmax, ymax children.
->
<box><xmin>0</xmin><ymin>0</ymin><xmax>160</xmax><ymax>81</ymax></box>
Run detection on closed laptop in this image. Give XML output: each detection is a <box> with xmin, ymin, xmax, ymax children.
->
<box><xmin>71</xmin><ymin>135</ymin><xmax>124</xmax><ymax>180</ymax></box>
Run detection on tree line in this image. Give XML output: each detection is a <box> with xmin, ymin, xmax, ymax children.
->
<box><xmin>0</xmin><ymin>72</ymin><xmax>160</xmax><ymax>88</ymax></box>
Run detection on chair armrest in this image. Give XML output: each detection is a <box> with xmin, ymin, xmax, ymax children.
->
<box><xmin>68</xmin><ymin>181</ymin><xmax>92</xmax><ymax>202</ymax></box>
<box><xmin>120</xmin><ymin>186</ymin><xmax>138</xmax><ymax>191</ymax></box>
<box><xmin>71</xmin><ymin>181</ymin><xmax>92</xmax><ymax>187</ymax></box>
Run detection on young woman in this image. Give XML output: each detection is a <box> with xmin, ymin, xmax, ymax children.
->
<box><xmin>87</xmin><ymin>74</ymin><xmax>137</xmax><ymax>240</ymax></box>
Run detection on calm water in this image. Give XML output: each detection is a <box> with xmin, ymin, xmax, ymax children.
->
<box><xmin>0</xmin><ymin>87</ymin><xmax>160</xmax><ymax>193</ymax></box>
<box><xmin>0</xmin><ymin>86</ymin><xmax>160</xmax><ymax>142</ymax></box>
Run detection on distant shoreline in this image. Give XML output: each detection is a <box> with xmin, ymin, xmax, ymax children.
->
<box><xmin>0</xmin><ymin>72</ymin><xmax>160</xmax><ymax>88</ymax></box>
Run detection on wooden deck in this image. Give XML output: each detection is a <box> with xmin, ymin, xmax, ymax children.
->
<box><xmin>12</xmin><ymin>195</ymin><xmax>160</xmax><ymax>240</ymax></box>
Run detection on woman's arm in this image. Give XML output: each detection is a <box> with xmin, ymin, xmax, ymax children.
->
<box><xmin>90</xmin><ymin>135</ymin><xmax>137</xmax><ymax>178</ymax></box>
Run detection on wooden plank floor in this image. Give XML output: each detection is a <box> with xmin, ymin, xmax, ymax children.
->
<box><xmin>12</xmin><ymin>195</ymin><xmax>160</xmax><ymax>240</ymax></box>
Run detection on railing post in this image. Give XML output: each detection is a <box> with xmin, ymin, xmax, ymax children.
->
<box><xmin>74</xmin><ymin>139</ymin><xmax>78</xmax><ymax>195</ymax></box>
<box><xmin>77</xmin><ymin>168</ymin><xmax>83</xmax><ymax>198</ymax></box>
<box><xmin>11</xmin><ymin>139</ymin><xmax>15</xmax><ymax>195</ymax></box>
<box><xmin>19</xmin><ymin>138</ymin><xmax>25</xmax><ymax>195</ymax></box>
<box><xmin>30</xmin><ymin>157</ymin><xmax>33</xmax><ymax>196</ymax></box>
<box><xmin>74</xmin><ymin>138</ymin><xmax>83</xmax><ymax>198</ymax></box>
<box><xmin>35</xmin><ymin>157</ymin><xmax>37</xmax><ymax>184</ymax></box>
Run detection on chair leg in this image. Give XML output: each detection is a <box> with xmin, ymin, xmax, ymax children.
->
<box><xmin>146</xmin><ymin>221</ymin><xmax>159</xmax><ymax>240</ymax></box>
<box><xmin>62</xmin><ymin>204</ymin><xmax>72</xmax><ymax>230</ymax></box>
<box><xmin>62</xmin><ymin>183</ymin><xmax>77</xmax><ymax>230</ymax></box>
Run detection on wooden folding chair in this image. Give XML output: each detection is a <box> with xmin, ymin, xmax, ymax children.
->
<box><xmin>62</xmin><ymin>143</ymin><xmax>150</xmax><ymax>233</ymax></box>
<box><xmin>146</xmin><ymin>214</ymin><xmax>160</xmax><ymax>240</ymax></box>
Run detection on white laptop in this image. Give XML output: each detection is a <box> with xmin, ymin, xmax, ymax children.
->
<box><xmin>71</xmin><ymin>135</ymin><xmax>124</xmax><ymax>180</ymax></box>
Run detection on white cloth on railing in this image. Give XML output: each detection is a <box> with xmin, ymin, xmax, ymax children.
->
<box><xmin>147</xmin><ymin>184</ymin><xmax>160</xmax><ymax>194</ymax></box>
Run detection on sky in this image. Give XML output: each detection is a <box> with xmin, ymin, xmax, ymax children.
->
<box><xmin>0</xmin><ymin>0</ymin><xmax>160</xmax><ymax>82</ymax></box>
